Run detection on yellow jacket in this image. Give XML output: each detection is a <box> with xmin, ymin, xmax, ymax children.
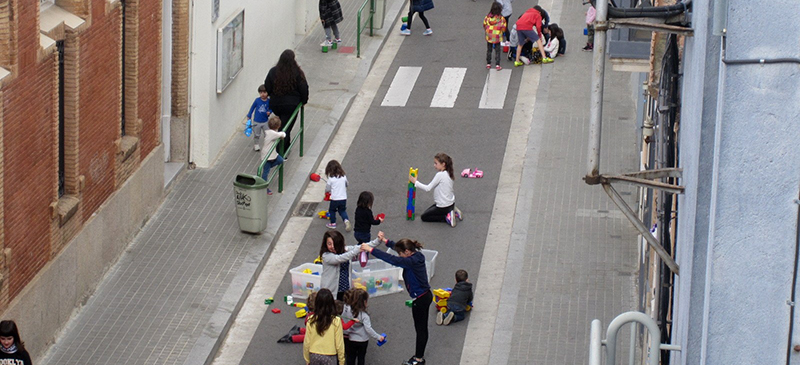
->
<box><xmin>303</xmin><ymin>315</ymin><xmax>345</xmax><ymax>364</ymax></box>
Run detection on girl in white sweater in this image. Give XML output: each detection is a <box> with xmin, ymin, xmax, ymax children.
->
<box><xmin>410</xmin><ymin>153</ymin><xmax>463</xmax><ymax>227</ymax></box>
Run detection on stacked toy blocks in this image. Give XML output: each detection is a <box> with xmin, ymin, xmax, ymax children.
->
<box><xmin>407</xmin><ymin>167</ymin><xmax>418</xmax><ymax>220</ymax></box>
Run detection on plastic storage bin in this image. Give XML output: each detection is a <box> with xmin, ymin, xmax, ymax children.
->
<box><xmin>387</xmin><ymin>248</ymin><xmax>438</xmax><ymax>281</ymax></box>
<box><xmin>351</xmin><ymin>259</ymin><xmax>403</xmax><ymax>297</ymax></box>
<box><xmin>289</xmin><ymin>263</ymin><xmax>323</xmax><ymax>299</ymax></box>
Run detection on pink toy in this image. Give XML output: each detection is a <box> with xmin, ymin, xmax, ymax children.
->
<box><xmin>359</xmin><ymin>251</ymin><xmax>368</xmax><ymax>267</ymax></box>
<box><xmin>460</xmin><ymin>168</ymin><xmax>484</xmax><ymax>178</ymax></box>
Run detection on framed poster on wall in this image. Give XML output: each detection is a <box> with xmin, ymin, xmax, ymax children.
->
<box><xmin>216</xmin><ymin>9</ymin><xmax>244</xmax><ymax>94</ymax></box>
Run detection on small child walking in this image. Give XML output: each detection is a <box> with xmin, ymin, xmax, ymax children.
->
<box><xmin>401</xmin><ymin>0</ymin><xmax>434</xmax><ymax>36</ymax></box>
<box><xmin>361</xmin><ymin>237</ymin><xmax>431</xmax><ymax>365</ymax></box>
<box><xmin>353</xmin><ymin>191</ymin><xmax>383</xmax><ymax>244</ymax></box>
<box><xmin>436</xmin><ymin>269</ymin><xmax>474</xmax><ymax>326</ymax></box>
<box><xmin>246</xmin><ymin>84</ymin><xmax>272</xmax><ymax>152</ymax></box>
<box><xmin>319</xmin><ymin>0</ymin><xmax>344</xmax><ymax>47</ymax></box>
<box><xmin>484</xmin><ymin>2</ymin><xmax>507</xmax><ymax>70</ymax></box>
<box><xmin>342</xmin><ymin>288</ymin><xmax>385</xmax><ymax>365</ymax></box>
<box><xmin>303</xmin><ymin>288</ymin><xmax>346</xmax><ymax>365</ymax></box>
<box><xmin>258</xmin><ymin>115</ymin><xmax>286</xmax><ymax>194</ymax></box>
<box><xmin>325</xmin><ymin>160</ymin><xmax>351</xmax><ymax>231</ymax></box>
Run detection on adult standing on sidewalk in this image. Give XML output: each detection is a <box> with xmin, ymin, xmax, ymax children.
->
<box><xmin>319</xmin><ymin>0</ymin><xmax>344</xmax><ymax>47</ymax></box>
<box><xmin>264</xmin><ymin>49</ymin><xmax>309</xmax><ymax>157</ymax></box>
<box><xmin>401</xmin><ymin>0</ymin><xmax>434</xmax><ymax>36</ymax></box>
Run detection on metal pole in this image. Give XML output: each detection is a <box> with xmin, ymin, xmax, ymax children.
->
<box><xmin>602</xmin><ymin>183</ymin><xmax>680</xmax><ymax>274</ymax></box>
<box><xmin>370</xmin><ymin>0</ymin><xmax>374</xmax><ymax>36</ymax></box>
<box><xmin>606</xmin><ymin>312</ymin><xmax>661</xmax><ymax>365</ymax></box>
<box><xmin>589</xmin><ymin>319</ymin><xmax>603</xmax><ymax>365</ymax></box>
<box><xmin>629</xmin><ymin>322</ymin><xmax>636</xmax><ymax>365</ymax></box>
<box><xmin>299</xmin><ymin>106</ymin><xmax>304</xmax><ymax>157</ymax></box>
<box><xmin>585</xmin><ymin>0</ymin><xmax>609</xmax><ymax>184</ymax></box>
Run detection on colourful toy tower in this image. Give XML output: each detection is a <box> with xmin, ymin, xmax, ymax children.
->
<box><xmin>407</xmin><ymin>167</ymin><xmax>418</xmax><ymax>220</ymax></box>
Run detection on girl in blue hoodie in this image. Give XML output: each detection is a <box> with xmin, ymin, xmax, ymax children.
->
<box><xmin>361</xmin><ymin>238</ymin><xmax>431</xmax><ymax>365</ymax></box>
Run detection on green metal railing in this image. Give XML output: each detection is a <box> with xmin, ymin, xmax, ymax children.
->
<box><xmin>256</xmin><ymin>103</ymin><xmax>304</xmax><ymax>193</ymax></box>
<box><xmin>356</xmin><ymin>0</ymin><xmax>375</xmax><ymax>58</ymax></box>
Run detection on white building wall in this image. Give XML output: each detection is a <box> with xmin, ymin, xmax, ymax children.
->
<box><xmin>190</xmin><ymin>1</ymin><xmax>313</xmax><ymax>167</ymax></box>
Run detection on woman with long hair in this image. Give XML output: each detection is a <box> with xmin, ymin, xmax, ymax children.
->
<box><xmin>264</xmin><ymin>49</ymin><xmax>310</xmax><ymax>156</ymax></box>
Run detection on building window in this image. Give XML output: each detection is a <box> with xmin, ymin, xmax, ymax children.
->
<box><xmin>40</xmin><ymin>0</ymin><xmax>55</xmax><ymax>11</ymax></box>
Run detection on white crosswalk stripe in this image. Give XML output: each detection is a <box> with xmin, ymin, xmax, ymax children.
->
<box><xmin>382</xmin><ymin>66</ymin><xmax>514</xmax><ymax>109</ymax></box>
<box><xmin>430</xmin><ymin>67</ymin><xmax>467</xmax><ymax>108</ymax></box>
<box><xmin>479</xmin><ymin>69</ymin><xmax>512</xmax><ymax>109</ymax></box>
<box><xmin>381</xmin><ymin>66</ymin><xmax>421</xmax><ymax>107</ymax></box>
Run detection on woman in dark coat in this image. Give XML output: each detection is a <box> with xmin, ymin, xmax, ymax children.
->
<box><xmin>319</xmin><ymin>0</ymin><xmax>344</xmax><ymax>46</ymax></box>
<box><xmin>264</xmin><ymin>50</ymin><xmax>309</xmax><ymax>156</ymax></box>
<box><xmin>401</xmin><ymin>0</ymin><xmax>434</xmax><ymax>36</ymax></box>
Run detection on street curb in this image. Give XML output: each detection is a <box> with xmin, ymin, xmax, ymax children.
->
<box><xmin>184</xmin><ymin>2</ymin><xmax>408</xmax><ymax>364</ymax></box>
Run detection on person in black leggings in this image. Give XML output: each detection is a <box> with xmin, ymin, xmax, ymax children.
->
<box><xmin>362</xmin><ymin>238</ymin><xmax>431</xmax><ymax>365</ymax></box>
<box><xmin>264</xmin><ymin>50</ymin><xmax>309</xmax><ymax>156</ymax></box>
<box><xmin>402</xmin><ymin>0</ymin><xmax>434</xmax><ymax>36</ymax></box>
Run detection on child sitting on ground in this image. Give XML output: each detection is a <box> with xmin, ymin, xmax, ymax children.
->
<box><xmin>436</xmin><ymin>269</ymin><xmax>474</xmax><ymax>326</ymax></box>
<box><xmin>277</xmin><ymin>292</ymin><xmax>357</xmax><ymax>343</ymax></box>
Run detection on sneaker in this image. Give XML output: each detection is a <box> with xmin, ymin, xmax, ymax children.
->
<box><xmin>443</xmin><ymin>311</ymin><xmax>455</xmax><ymax>325</ymax></box>
<box><xmin>326</xmin><ymin>223</ymin><xmax>337</xmax><ymax>229</ymax></box>
<box><xmin>335</xmin><ymin>38</ymin><xmax>343</xmax><ymax>43</ymax></box>
<box><xmin>403</xmin><ymin>357</ymin><xmax>426</xmax><ymax>365</ymax></box>
<box><xmin>496</xmin><ymin>65</ymin><xmax>502</xmax><ymax>71</ymax></box>
<box><xmin>267</xmin><ymin>189</ymin><xmax>273</xmax><ymax>196</ymax></box>
<box><xmin>514</xmin><ymin>60</ymin><xmax>524</xmax><ymax>67</ymax></box>
<box><xmin>320</xmin><ymin>40</ymin><xmax>332</xmax><ymax>47</ymax></box>
<box><xmin>253</xmin><ymin>144</ymin><xmax>260</xmax><ymax>151</ymax></box>
<box><xmin>436</xmin><ymin>311</ymin><xmax>444</xmax><ymax>325</ymax></box>
<box><xmin>542</xmin><ymin>57</ymin><xmax>554</xmax><ymax>64</ymax></box>
<box><xmin>423</xmin><ymin>28</ymin><xmax>433</xmax><ymax>36</ymax></box>
<box><xmin>344</xmin><ymin>220</ymin><xmax>352</xmax><ymax>232</ymax></box>
<box><xmin>400</xmin><ymin>29</ymin><xmax>411</xmax><ymax>36</ymax></box>
<box><xmin>454</xmin><ymin>206</ymin><xmax>463</xmax><ymax>221</ymax></box>
<box><xmin>486</xmin><ymin>64</ymin><xmax>491</xmax><ymax>69</ymax></box>
<box><xmin>582</xmin><ymin>44</ymin><xmax>593</xmax><ymax>52</ymax></box>
<box><xmin>446</xmin><ymin>212</ymin><xmax>456</xmax><ymax>227</ymax></box>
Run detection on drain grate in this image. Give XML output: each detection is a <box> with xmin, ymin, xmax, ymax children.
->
<box><xmin>296</xmin><ymin>202</ymin><xmax>319</xmax><ymax>217</ymax></box>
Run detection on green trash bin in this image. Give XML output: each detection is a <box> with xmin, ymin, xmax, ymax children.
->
<box><xmin>233</xmin><ymin>173</ymin><xmax>269</xmax><ymax>233</ymax></box>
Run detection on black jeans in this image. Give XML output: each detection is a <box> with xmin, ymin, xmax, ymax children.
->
<box><xmin>407</xmin><ymin>10</ymin><xmax>430</xmax><ymax>29</ymax></box>
<box><xmin>271</xmin><ymin>104</ymin><xmax>299</xmax><ymax>156</ymax></box>
<box><xmin>411</xmin><ymin>290</ymin><xmax>432</xmax><ymax>358</ymax></box>
<box><xmin>486</xmin><ymin>43</ymin><xmax>501</xmax><ymax>65</ymax></box>
<box><xmin>420</xmin><ymin>203</ymin><xmax>453</xmax><ymax>223</ymax></box>
<box><xmin>345</xmin><ymin>339</ymin><xmax>369</xmax><ymax>365</ymax></box>
<box><xmin>503</xmin><ymin>15</ymin><xmax>511</xmax><ymax>42</ymax></box>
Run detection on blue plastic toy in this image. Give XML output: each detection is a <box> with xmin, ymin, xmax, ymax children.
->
<box><xmin>377</xmin><ymin>333</ymin><xmax>387</xmax><ymax>346</ymax></box>
<box><xmin>244</xmin><ymin>119</ymin><xmax>253</xmax><ymax>137</ymax></box>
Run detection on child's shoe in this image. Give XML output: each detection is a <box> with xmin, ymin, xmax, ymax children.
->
<box><xmin>320</xmin><ymin>40</ymin><xmax>333</xmax><ymax>47</ymax></box>
<box><xmin>423</xmin><ymin>28</ymin><xmax>433</xmax><ymax>36</ymax></box>
<box><xmin>436</xmin><ymin>311</ymin><xmax>444</xmax><ymax>325</ymax></box>
<box><xmin>542</xmin><ymin>57</ymin><xmax>554</xmax><ymax>64</ymax></box>
<box><xmin>326</xmin><ymin>222</ymin><xmax>337</xmax><ymax>229</ymax></box>
<box><xmin>335</xmin><ymin>38</ymin><xmax>343</xmax><ymax>43</ymax></box>
<box><xmin>486</xmin><ymin>64</ymin><xmax>491</xmax><ymax>69</ymax></box>
<box><xmin>514</xmin><ymin>60</ymin><xmax>524</xmax><ymax>67</ymax></box>
<box><xmin>496</xmin><ymin>65</ymin><xmax>503</xmax><ymax>71</ymax></box>
<box><xmin>400</xmin><ymin>29</ymin><xmax>411</xmax><ymax>36</ymax></box>
<box><xmin>582</xmin><ymin>43</ymin><xmax>593</xmax><ymax>52</ymax></box>
<box><xmin>267</xmin><ymin>189</ymin><xmax>273</xmax><ymax>196</ymax></box>
<box><xmin>344</xmin><ymin>219</ymin><xmax>352</xmax><ymax>232</ymax></box>
<box><xmin>446</xmin><ymin>212</ymin><xmax>456</xmax><ymax>227</ymax></box>
<box><xmin>454</xmin><ymin>206</ymin><xmax>463</xmax><ymax>221</ymax></box>
<box><xmin>443</xmin><ymin>311</ymin><xmax>455</xmax><ymax>325</ymax></box>
<box><xmin>403</xmin><ymin>357</ymin><xmax>426</xmax><ymax>365</ymax></box>
<box><xmin>253</xmin><ymin>144</ymin><xmax>260</xmax><ymax>151</ymax></box>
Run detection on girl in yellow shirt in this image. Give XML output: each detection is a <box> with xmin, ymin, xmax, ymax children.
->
<box><xmin>303</xmin><ymin>288</ymin><xmax>346</xmax><ymax>364</ymax></box>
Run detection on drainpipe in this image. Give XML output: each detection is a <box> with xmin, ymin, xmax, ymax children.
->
<box><xmin>585</xmin><ymin>0</ymin><xmax>609</xmax><ymax>185</ymax></box>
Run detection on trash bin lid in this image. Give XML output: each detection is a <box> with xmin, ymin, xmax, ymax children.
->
<box><xmin>234</xmin><ymin>173</ymin><xmax>269</xmax><ymax>189</ymax></box>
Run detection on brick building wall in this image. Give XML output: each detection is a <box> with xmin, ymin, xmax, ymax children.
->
<box><xmin>0</xmin><ymin>0</ymin><xmax>162</xmax><ymax>314</ymax></box>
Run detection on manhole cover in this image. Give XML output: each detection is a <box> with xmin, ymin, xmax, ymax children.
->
<box><xmin>296</xmin><ymin>202</ymin><xmax>319</xmax><ymax>217</ymax></box>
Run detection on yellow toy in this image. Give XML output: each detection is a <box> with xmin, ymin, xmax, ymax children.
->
<box><xmin>314</xmin><ymin>256</ymin><xmax>323</xmax><ymax>264</ymax></box>
<box><xmin>295</xmin><ymin>308</ymin><xmax>308</xmax><ymax>318</ymax></box>
<box><xmin>318</xmin><ymin>210</ymin><xmax>330</xmax><ymax>219</ymax></box>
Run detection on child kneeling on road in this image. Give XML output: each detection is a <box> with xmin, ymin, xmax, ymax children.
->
<box><xmin>437</xmin><ymin>269</ymin><xmax>473</xmax><ymax>326</ymax></box>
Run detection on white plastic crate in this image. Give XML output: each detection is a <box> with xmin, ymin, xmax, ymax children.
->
<box><xmin>289</xmin><ymin>263</ymin><xmax>322</xmax><ymax>299</ymax></box>
<box><xmin>350</xmin><ymin>259</ymin><xmax>403</xmax><ymax>297</ymax></box>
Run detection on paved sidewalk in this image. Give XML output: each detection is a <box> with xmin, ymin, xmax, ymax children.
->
<box><xmin>39</xmin><ymin>1</ymin><xmax>402</xmax><ymax>364</ymax></box>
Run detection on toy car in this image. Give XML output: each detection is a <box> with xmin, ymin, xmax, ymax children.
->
<box><xmin>460</xmin><ymin>168</ymin><xmax>484</xmax><ymax>178</ymax></box>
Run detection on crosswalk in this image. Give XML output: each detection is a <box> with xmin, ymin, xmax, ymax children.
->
<box><xmin>380</xmin><ymin>66</ymin><xmax>514</xmax><ymax>109</ymax></box>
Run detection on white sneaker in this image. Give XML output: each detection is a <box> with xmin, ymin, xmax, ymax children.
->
<box><xmin>320</xmin><ymin>40</ymin><xmax>332</xmax><ymax>47</ymax></box>
<box><xmin>344</xmin><ymin>220</ymin><xmax>352</xmax><ymax>232</ymax></box>
<box><xmin>423</xmin><ymin>28</ymin><xmax>433</xmax><ymax>36</ymax></box>
<box><xmin>400</xmin><ymin>29</ymin><xmax>411</xmax><ymax>36</ymax></box>
<box><xmin>443</xmin><ymin>311</ymin><xmax>455</xmax><ymax>325</ymax></box>
<box><xmin>446</xmin><ymin>212</ymin><xmax>456</xmax><ymax>227</ymax></box>
<box><xmin>454</xmin><ymin>206</ymin><xmax>463</xmax><ymax>221</ymax></box>
<box><xmin>436</xmin><ymin>311</ymin><xmax>444</xmax><ymax>325</ymax></box>
<box><xmin>253</xmin><ymin>144</ymin><xmax>260</xmax><ymax>151</ymax></box>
